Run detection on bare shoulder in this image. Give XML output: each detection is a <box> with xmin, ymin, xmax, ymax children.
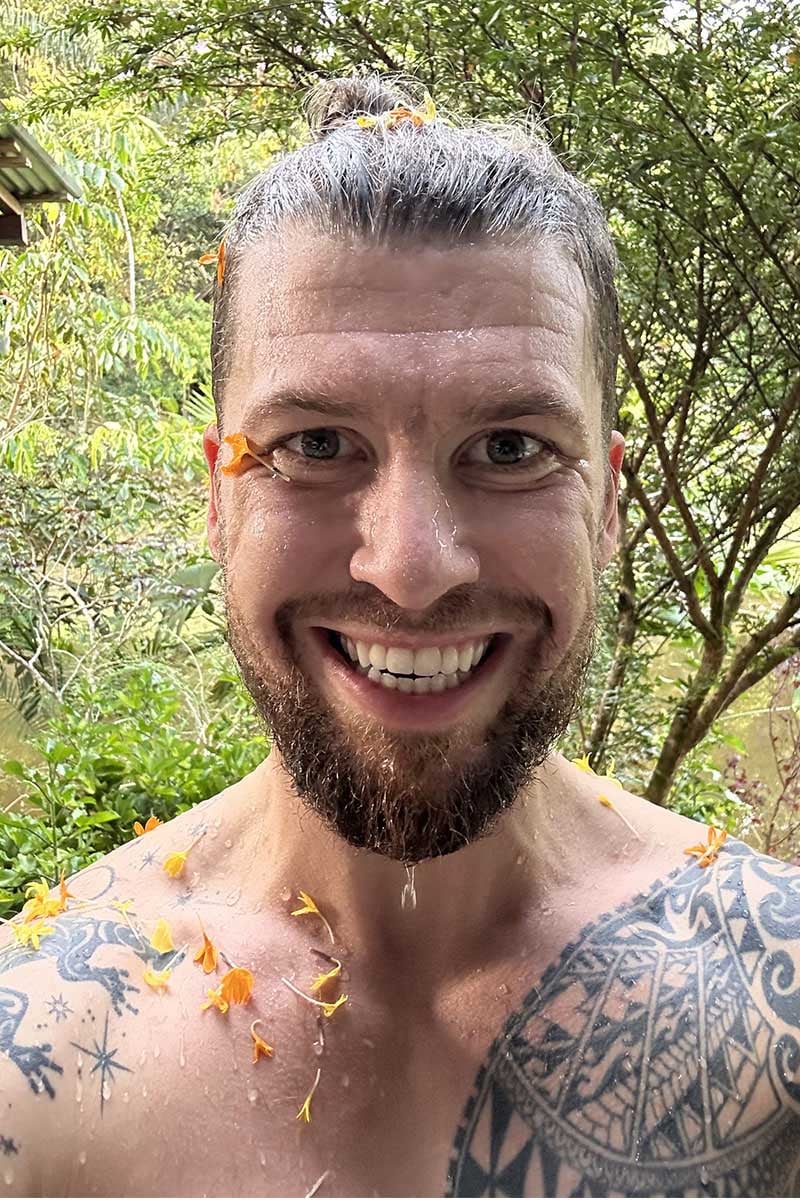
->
<box><xmin>0</xmin><ymin>796</ymin><xmax>226</xmax><ymax>1197</ymax></box>
<box><xmin>447</xmin><ymin>837</ymin><xmax>800</xmax><ymax>1197</ymax></box>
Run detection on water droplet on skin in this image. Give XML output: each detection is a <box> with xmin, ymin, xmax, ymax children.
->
<box><xmin>179</xmin><ymin>1037</ymin><xmax>186</xmax><ymax>1068</ymax></box>
<box><xmin>78</xmin><ymin>1151</ymin><xmax>87</xmax><ymax>1166</ymax></box>
<box><xmin>3</xmin><ymin>1170</ymin><xmax>14</xmax><ymax>1186</ymax></box>
<box><xmin>516</xmin><ymin>854</ymin><xmax>525</xmax><ymax>866</ymax></box>
<box><xmin>341</xmin><ymin>1073</ymin><xmax>350</xmax><ymax>1088</ymax></box>
<box><xmin>280</xmin><ymin>887</ymin><xmax>292</xmax><ymax>903</ymax></box>
<box><xmin>122</xmin><ymin>1091</ymin><xmax>130</xmax><ymax>1104</ymax></box>
<box><xmin>362</xmin><ymin>1038</ymin><xmax>375</xmax><ymax>1049</ymax></box>
<box><xmin>224</xmin><ymin>839</ymin><xmax>233</xmax><ymax>849</ymax></box>
<box><xmin>75</xmin><ymin>1077</ymin><xmax>83</xmax><ymax>1102</ymax></box>
<box><xmin>141</xmin><ymin>1084</ymin><xmax>148</xmax><ymax>1099</ymax></box>
<box><xmin>153</xmin><ymin>1045</ymin><xmax>160</xmax><ymax>1059</ymax></box>
<box><xmin>247</xmin><ymin>1088</ymin><xmax>258</xmax><ymax>1105</ymax></box>
<box><xmin>400</xmin><ymin>864</ymin><xmax>417</xmax><ymax>910</ymax></box>
<box><xmin>497</xmin><ymin>983</ymin><xmax>510</xmax><ymax>996</ymax></box>
<box><xmin>102</xmin><ymin>1079</ymin><xmax>111</xmax><ymax>1102</ymax></box>
<box><xmin>259</xmin><ymin>1151</ymin><xmax>267</xmax><ymax>1168</ymax></box>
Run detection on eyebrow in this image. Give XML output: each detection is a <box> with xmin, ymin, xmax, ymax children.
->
<box><xmin>249</xmin><ymin>387</ymin><xmax>589</xmax><ymax>440</ymax></box>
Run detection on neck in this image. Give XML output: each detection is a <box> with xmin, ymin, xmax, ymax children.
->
<box><xmin>227</xmin><ymin>749</ymin><xmax>589</xmax><ymax>976</ymax></box>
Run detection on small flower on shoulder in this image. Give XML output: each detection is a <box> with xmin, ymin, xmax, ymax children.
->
<box><xmin>685</xmin><ymin>826</ymin><xmax>728</xmax><ymax>869</ymax></box>
<box><xmin>143</xmin><ymin>966</ymin><xmax>172</xmax><ymax>991</ymax></box>
<box><xmin>133</xmin><ymin>815</ymin><xmax>161</xmax><ymax>837</ymax></box>
<box><xmin>201</xmin><ymin>985</ymin><xmax>229</xmax><ymax>1014</ymax></box>
<box><xmin>193</xmin><ymin>930</ymin><xmax>218</xmax><ymax>974</ymax></box>
<box><xmin>296</xmin><ymin>1067</ymin><xmax>321</xmax><ymax>1123</ymax></box>
<box><xmin>250</xmin><ymin>1019</ymin><xmax>274</xmax><ymax>1063</ymax></box>
<box><xmin>220</xmin><ymin>966</ymin><xmax>254</xmax><ymax>1006</ymax></box>
<box><xmin>149</xmin><ymin>918</ymin><xmax>175</xmax><ymax>954</ymax></box>
<box><xmin>12</xmin><ymin>919</ymin><xmax>55</xmax><ymax>950</ymax></box>
<box><xmin>291</xmin><ymin>890</ymin><xmax>335</xmax><ymax>944</ymax></box>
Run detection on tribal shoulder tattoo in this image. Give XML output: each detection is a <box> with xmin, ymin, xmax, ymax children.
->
<box><xmin>447</xmin><ymin>840</ymin><xmax>800</xmax><ymax>1197</ymax></box>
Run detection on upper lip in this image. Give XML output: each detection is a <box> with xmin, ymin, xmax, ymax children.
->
<box><xmin>317</xmin><ymin>625</ymin><xmax>504</xmax><ymax>650</ymax></box>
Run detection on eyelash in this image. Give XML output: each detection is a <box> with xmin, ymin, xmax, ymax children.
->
<box><xmin>268</xmin><ymin>428</ymin><xmax>560</xmax><ymax>473</ymax></box>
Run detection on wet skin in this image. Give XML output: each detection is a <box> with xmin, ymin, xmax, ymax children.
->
<box><xmin>2</xmin><ymin>771</ymin><xmax>800</xmax><ymax>1197</ymax></box>
<box><xmin>2</xmin><ymin>234</ymin><xmax>800</xmax><ymax>1194</ymax></box>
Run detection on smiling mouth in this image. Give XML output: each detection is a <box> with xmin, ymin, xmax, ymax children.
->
<box><xmin>324</xmin><ymin>629</ymin><xmax>504</xmax><ymax>694</ymax></box>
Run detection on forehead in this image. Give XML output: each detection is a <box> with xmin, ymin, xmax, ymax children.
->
<box><xmin>224</xmin><ymin>230</ymin><xmax>596</xmax><ymax>434</ymax></box>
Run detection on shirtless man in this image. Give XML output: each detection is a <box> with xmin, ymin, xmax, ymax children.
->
<box><xmin>2</xmin><ymin>75</ymin><xmax>800</xmax><ymax>1198</ymax></box>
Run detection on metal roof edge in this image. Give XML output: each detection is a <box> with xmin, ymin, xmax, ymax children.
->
<box><xmin>0</xmin><ymin>103</ymin><xmax>83</xmax><ymax>201</ymax></box>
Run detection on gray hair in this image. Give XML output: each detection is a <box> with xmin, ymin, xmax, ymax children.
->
<box><xmin>211</xmin><ymin>73</ymin><xmax>620</xmax><ymax>439</ymax></box>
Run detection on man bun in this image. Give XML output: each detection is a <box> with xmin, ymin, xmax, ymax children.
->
<box><xmin>304</xmin><ymin>74</ymin><xmax>425</xmax><ymax>140</ymax></box>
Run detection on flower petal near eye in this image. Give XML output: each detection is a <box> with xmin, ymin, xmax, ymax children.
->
<box><xmin>219</xmin><ymin>432</ymin><xmax>292</xmax><ymax>482</ymax></box>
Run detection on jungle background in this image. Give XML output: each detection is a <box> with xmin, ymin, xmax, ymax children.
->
<box><xmin>1</xmin><ymin>0</ymin><xmax>799</xmax><ymax>918</ymax></box>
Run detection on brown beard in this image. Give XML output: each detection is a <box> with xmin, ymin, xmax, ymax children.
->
<box><xmin>223</xmin><ymin>581</ymin><xmax>597</xmax><ymax>864</ymax></box>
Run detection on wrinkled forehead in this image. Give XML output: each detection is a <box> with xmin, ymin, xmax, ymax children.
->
<box><xmin>224</xmin><ymin>230</ymin><xmax>597</xmax><ymax>433</ymax></box>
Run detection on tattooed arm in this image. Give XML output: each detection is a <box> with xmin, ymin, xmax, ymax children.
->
<box><xmin>447</xmin><ymin>841</ymin><xmax>800</xmax><ymax>1198</ymax></box>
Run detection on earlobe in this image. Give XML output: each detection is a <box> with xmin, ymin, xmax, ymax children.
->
<box><xmin>203</xmin><ymin>424</ymin><xmax>223</xmax><ymax>563</ymax></box>
<box><xmin>599</xmin><ymin>432</ymin><xmax>626</xmax><ymax>568</ymax></box>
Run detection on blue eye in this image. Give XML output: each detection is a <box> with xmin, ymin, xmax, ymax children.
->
<box><xmin>466</xmin><ymin>430</ymin><xmax>553</xmax><ymax>470</ymax></box>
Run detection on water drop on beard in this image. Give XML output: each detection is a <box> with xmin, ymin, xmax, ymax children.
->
<box><xmin>400</xmin><ymin>864</ymin><xmax>417</xmax><ymax>911</ymax></box>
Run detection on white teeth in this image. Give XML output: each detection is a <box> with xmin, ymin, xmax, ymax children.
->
<box><xmin>334</xmin><ymin>630</ymin><xmax>497</xmax><ymax>693</ymax></box>
<box><xmin>385</xmin><ymin>647</ymin><xmax>415</xmax><ymax>675</ymax></box>
<box><xmin>441</xmin><ymin>646</ymin><xmax>460</xmax><ymax>674</ymax></box>
<box><xmin>458</xmin><ymin>644</ymin><xmax>475</xmax><ymax>672</ymax></box>
<box><xmin>369</xmin><ymin>643</ymin><xmax>387</xmax><ymax>670</ymax></box>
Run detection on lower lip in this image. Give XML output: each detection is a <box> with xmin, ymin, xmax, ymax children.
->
<box><xmin>310</xmin><ymin>628</ymin><xmax>511</xmax><ymax>730</ymax></box>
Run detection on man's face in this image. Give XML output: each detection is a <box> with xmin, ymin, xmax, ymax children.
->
<box><xmin>203</xmin><ymin>230</ymin><xmax>625</xmax><ymax>863</ymax></box>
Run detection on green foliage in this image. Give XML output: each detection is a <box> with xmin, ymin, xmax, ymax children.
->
<box><xmin>0</xmin><ymin>664</ymin><xmax>267</xmax><ymax>919</ymax></box>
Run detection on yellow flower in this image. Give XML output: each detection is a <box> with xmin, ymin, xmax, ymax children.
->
<box><xmin>310</xmin><ymin>960</ymin><xmax>342</xmax><ymax>994</ymax></box>
<box><xmin>58</xmin><ymin>872</ymin><xmax>75</xmax><ymax>907</ymax></box>
<box><xmin>143</xmin><ymin>966</ymin><xmax>172</xmax><ymax>991</ymax></box>
<box><xmin>296</xmin><ymin>1067</ymin><xmax>321</xmax><ymax>1123</ymax></box>
<box><xmin>572</xmin><ymin>755</ymin><xmax>595</xmax><ymax>774</ymax></box>
<box><xmin>320</xmin><ymin>993</ymin><xmax>348</xmax><ymax>1019</ymax></box>
<box><xmin>22</xmin><ymin>878</ymin><xmax>64</xmax><ymax>923</ymax></box>
<box><xmin>24</xmin><ymin>879</ymin><xmax>50</xmax><ymax>904</ymax></box>
<box><xmin>12</xmin><ymin>919</ymin><xmax>55</xmax><ymax>950</ymax></box>
<box><xmin>133</xmin><ymin>815</ymin><xmax>161</xmax><ymax>837</ymax></box>
<box><xmin>598</xmin><ymin>795</ymin><xmax>642</xmax><ymax>841</ymax></box>
<box><xmin>163</xmin><ymin>851</ymin><xmax>188</xmax><ymax>878</ymax></box>
<box><xmin>201</xmin><ymin>985</ymin><xmax>229</xmax><ymax>1014</ymax></box>
<box><xmin>149</xmin><ymin>918</ymin><xmax>175</xmax><ymax>954</ymax></box>
<box><xmin>193</xmin><ymin>930</ymin><xmax>218</xmax><ymax>974</ymax></box>
<box><xmin>220</xmin><ymin>966</ymin><xmax>254</xmax><ymax>1006</ymax></box>
<box><xmin>250</xmin><ymin>1020</ymin><xmax>274</xmax><ymax>1063</ymax></box>
<box><xmin>112</xmin><ymin>899</ymin><xmax>135</xmax><ymax>916</ymax></box>
<box><xmin>685</xmin><ymin>827</ymin><xmax>728</xmax><ymax>869</ymax></box>
<box><xmin>290</xmin><ymin>890</ymin><xmax>335</xmax><ymax>944</ymax></box>
<box><xmin>281</xmin><ymin>976</ymin><xmax>349</xmax><ymax>1019</ymax></box>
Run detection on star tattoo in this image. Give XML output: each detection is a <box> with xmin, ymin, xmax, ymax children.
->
<box><xmin>46</xmin><ymin>994</ymin><xmax>72</xmax><ymax>1023</ymax></box>
<box><xmin>70</xmin><ymin>1011</ymin><xmax>132</xmax><ymax>1116</ymax></box>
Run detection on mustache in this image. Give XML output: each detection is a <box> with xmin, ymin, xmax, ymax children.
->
<box><xmin>274</xmin><ymin>584</ymin><xmax>552</xmax><ymax>639</ymax></box>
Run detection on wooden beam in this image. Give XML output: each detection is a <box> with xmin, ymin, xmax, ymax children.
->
<box><xmin>0</xmin><ymin>211</ymin><xmax>27</xmax><ymax>245</ymax></box>
<box><xmin>0</xmin><ymin>155</ymin><xmax>31</xmax><ymax>168</ymax></box>
<box><xmin>0</xmin><ymin>138</ymin><xmax>22</xmax><ymax>155</ymax></box>
<box><xmin>0</xmin><ymin>181</ymin><xmax>23</xmax><ymax>216</ymax></box>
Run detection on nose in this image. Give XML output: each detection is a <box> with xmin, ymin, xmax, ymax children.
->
<box><xmin>349</xmin><ymin>461</ymin><xmax>479</xmax><ymax>609</ymax></box>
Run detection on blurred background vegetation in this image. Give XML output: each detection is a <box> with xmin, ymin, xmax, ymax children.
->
<box><xmin>1</xmin><ymin>0</ymin><xmax>799</xmax><ymax>917</ymax></box>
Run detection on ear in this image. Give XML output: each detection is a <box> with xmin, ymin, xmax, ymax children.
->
<box><xmin>203</xmin><ymin>423</ymin><xmax>223</xmax><ymax>564</ymax></box>
<box><xmin>598</xmin><ymin>431</ymin><xmax>626</xmax><ymax>570</ymax></box>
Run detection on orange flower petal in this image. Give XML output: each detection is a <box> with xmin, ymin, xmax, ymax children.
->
<box><xmin>193</xmin><ymin>931</ymin><xmax>219</xmax><ymax>974</ymax></box>
<box><xmin>217</xmin><ymin>240</ymin><xmax>226</xmax><ymax>287</ymax></box>
<box><xmin>250</xmin><ymin>1020</ymin><xmax>273</xmax><ymax>1063</ymax></box>
<box><xmin>220</xmin><ymin>966</ymin><xmax>254</xmax><ymax>1006</ymax></box>
<box><xmin>220</xmin><ymin>432</ymin><xmax>257</xmax><ymax>477</ymax></box>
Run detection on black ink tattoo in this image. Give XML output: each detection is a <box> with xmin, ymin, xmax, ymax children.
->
<box><xmin>71</xmin><ymin>1010</ymin><xmax>132</xmax><ymax>1117</ymax></box>
<box><xmin>0</xmin><ymin>988</ymin><xmax>63</xmax><ymax>1098</ymax></box>
<box><xmin>46</xmin><ymin>994</ymin><xmax>72</xmax><ymax>1023</ymax></box>
<box><xmin>0</xmin><ymin>1136</ymin><xmax>19</xmax><ymax>1156</ymax></box>
<box><xmin>138</xmin><ymin>850</ymin><xmax>156</xmax><ymax>870</ymax></box>
<box><xmin>447</xmin><ymin>841</ymin><xmax>800</xmax><ymax>1197</ymax></box>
